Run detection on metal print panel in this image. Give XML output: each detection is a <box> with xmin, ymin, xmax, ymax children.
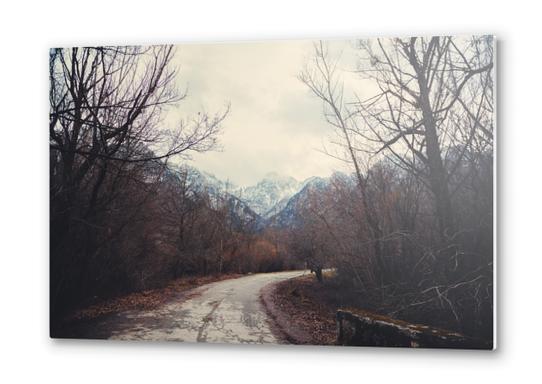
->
<box><xmin>50</xmin><ymin>35</ymin><xmax>495</xmax><ymax>349</ymax></box>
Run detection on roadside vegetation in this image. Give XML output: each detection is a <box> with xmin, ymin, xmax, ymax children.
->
<box><xmin>49</xmin><ymin>46</ymin><xmax>296</xmax><ymax>325</ymax></box>
<box><xmin>288</xmin><ymin>36</ymin><xmax>494</xmax><ymax>342</ymax></box>
<box><xmin>50</xmin><ymin>37</ymin><xmax>494</xmax><ymax>344</ymax></box>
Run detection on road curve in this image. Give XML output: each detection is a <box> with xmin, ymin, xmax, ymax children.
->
<box><xmin>108</xmin><ymin>270</ymin><xmax>306</xmax><ymax>344</ymax></box>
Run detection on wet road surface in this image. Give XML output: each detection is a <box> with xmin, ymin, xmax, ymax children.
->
<box><xmin>108</xmin><ymin>270</ymin><xmax>306</xmax><ymax>344</ymax></box>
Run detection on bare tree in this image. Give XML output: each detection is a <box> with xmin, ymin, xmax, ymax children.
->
<box><xmin>300</xmin><ymin>37</ymin><xmax>493</xmax><ymax>241</ymax></box>
<box><xmin>299</xmin><ymin>42</ymin><xmax>389</xmax><ymax>282</ymax></box>
<box><xmin>299</xmin><ymin>37</ymin><xmax>494</xmax><ymax>338</ymax></box>
<box><xmin>49</xmin><ymin>45</ymin><xmax>228</xmax><ymax>315</ymax></box>
<box><xmin>353</xmin><ymin>36</ymin><xmax>493</xmax><ymax>238</ymax></box>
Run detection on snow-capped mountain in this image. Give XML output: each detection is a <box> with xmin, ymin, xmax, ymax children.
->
<box><xmin>266</xmin><ymin>176</ymin><xmax>330</xmax><ymax>228</ymax></box>
<box><xmin>175</xmin><ymin>164</ymin><xmax>238</xmax><ymax>197</ymax></box>
<box><xmin>236</xmin><ymin>173</ymin><xmax>303</xmax><ymax>218</ymax></box>
<box><xmin>172</xmin><ymin>164</ymin><xmax>352</xmax><ymax>230</ymax></box>
<box><xmin>171</xmin><ymin>165</ymin><xmax>261</xmax><ymax>231</ymax></box>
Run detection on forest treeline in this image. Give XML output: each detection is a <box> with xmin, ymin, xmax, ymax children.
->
<box><xmin>50</xmin><ymin>37</ymin><xmax>494</xmax><ymax>341</ymax></box>
<box><xmin>49</xmin><ymin>46</ymin><xmax>292</xmax><ymax>320</ymax></box>
<box><xmin>292</xmin><ymin>36</ymin><xmax>494</xmax><ymax>340</ymax></box>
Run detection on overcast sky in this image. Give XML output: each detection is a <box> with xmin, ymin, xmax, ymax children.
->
<box><xmin>165</xmin><ymin>39</ymin><xmax>354</xmax><ymax>187</ymax></box>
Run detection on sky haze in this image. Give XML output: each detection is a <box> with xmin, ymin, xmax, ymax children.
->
<box><xmin>166</xmin><ymin>39</ymin><xmax>353</xmax><ymax>187</ymax></box>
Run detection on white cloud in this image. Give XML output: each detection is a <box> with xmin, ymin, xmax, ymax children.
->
<box><xmin>164</xmin><ymin>39</ymin><xmax>354</xmax><ymax>187</ymax></box>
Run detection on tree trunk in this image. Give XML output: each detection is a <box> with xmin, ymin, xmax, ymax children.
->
<box><xmin>418</xmin><ymin>84</ymin><xmax>455</xmax><ymax>239</ymax></box>
<box><xmin>314</xmin><ymin>266</ymin><xmax>323</xmax><ymax>283</ymax></box>
<box><xmin>409</xmin><ymin>38</ymin><xmax>456</xmax><ymax>240</ymax></box>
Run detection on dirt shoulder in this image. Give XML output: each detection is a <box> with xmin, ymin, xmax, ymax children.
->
<box><xmin>261</xmin><ymin>274</ymin><xmax>338</xmax><ymax>345</ymax></box>
<box><xmin>262</xmin><ymin>273</ymin><xmax>489</xmax><ymax>348</ymax></box>
<box><xmin>54</xmin><ymin>273</ymin><xmax>242</xmax><ymax>338</ymax></box>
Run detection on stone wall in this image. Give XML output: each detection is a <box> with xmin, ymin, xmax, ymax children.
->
<box><xmin>336</xmin><ymin>309</ymin><xmax>492</xmax><ymax>349</ymax></box>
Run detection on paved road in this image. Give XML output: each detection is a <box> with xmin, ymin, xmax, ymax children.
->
<box><xmin>108</xmin><ymin>270</ymin><xmax>305</xmax><ymax>344</ymax></box>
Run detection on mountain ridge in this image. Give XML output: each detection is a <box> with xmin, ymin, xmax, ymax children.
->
<box><xmin>177</xmin><ymin>164</ymin><xmax>350</xmax><ymax>229</ymax></box>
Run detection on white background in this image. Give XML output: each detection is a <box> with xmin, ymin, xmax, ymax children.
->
<box><xmin>0</xmin><ymin>0</ymin><xmax>538</xmax><ymax>383</ymax></box>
